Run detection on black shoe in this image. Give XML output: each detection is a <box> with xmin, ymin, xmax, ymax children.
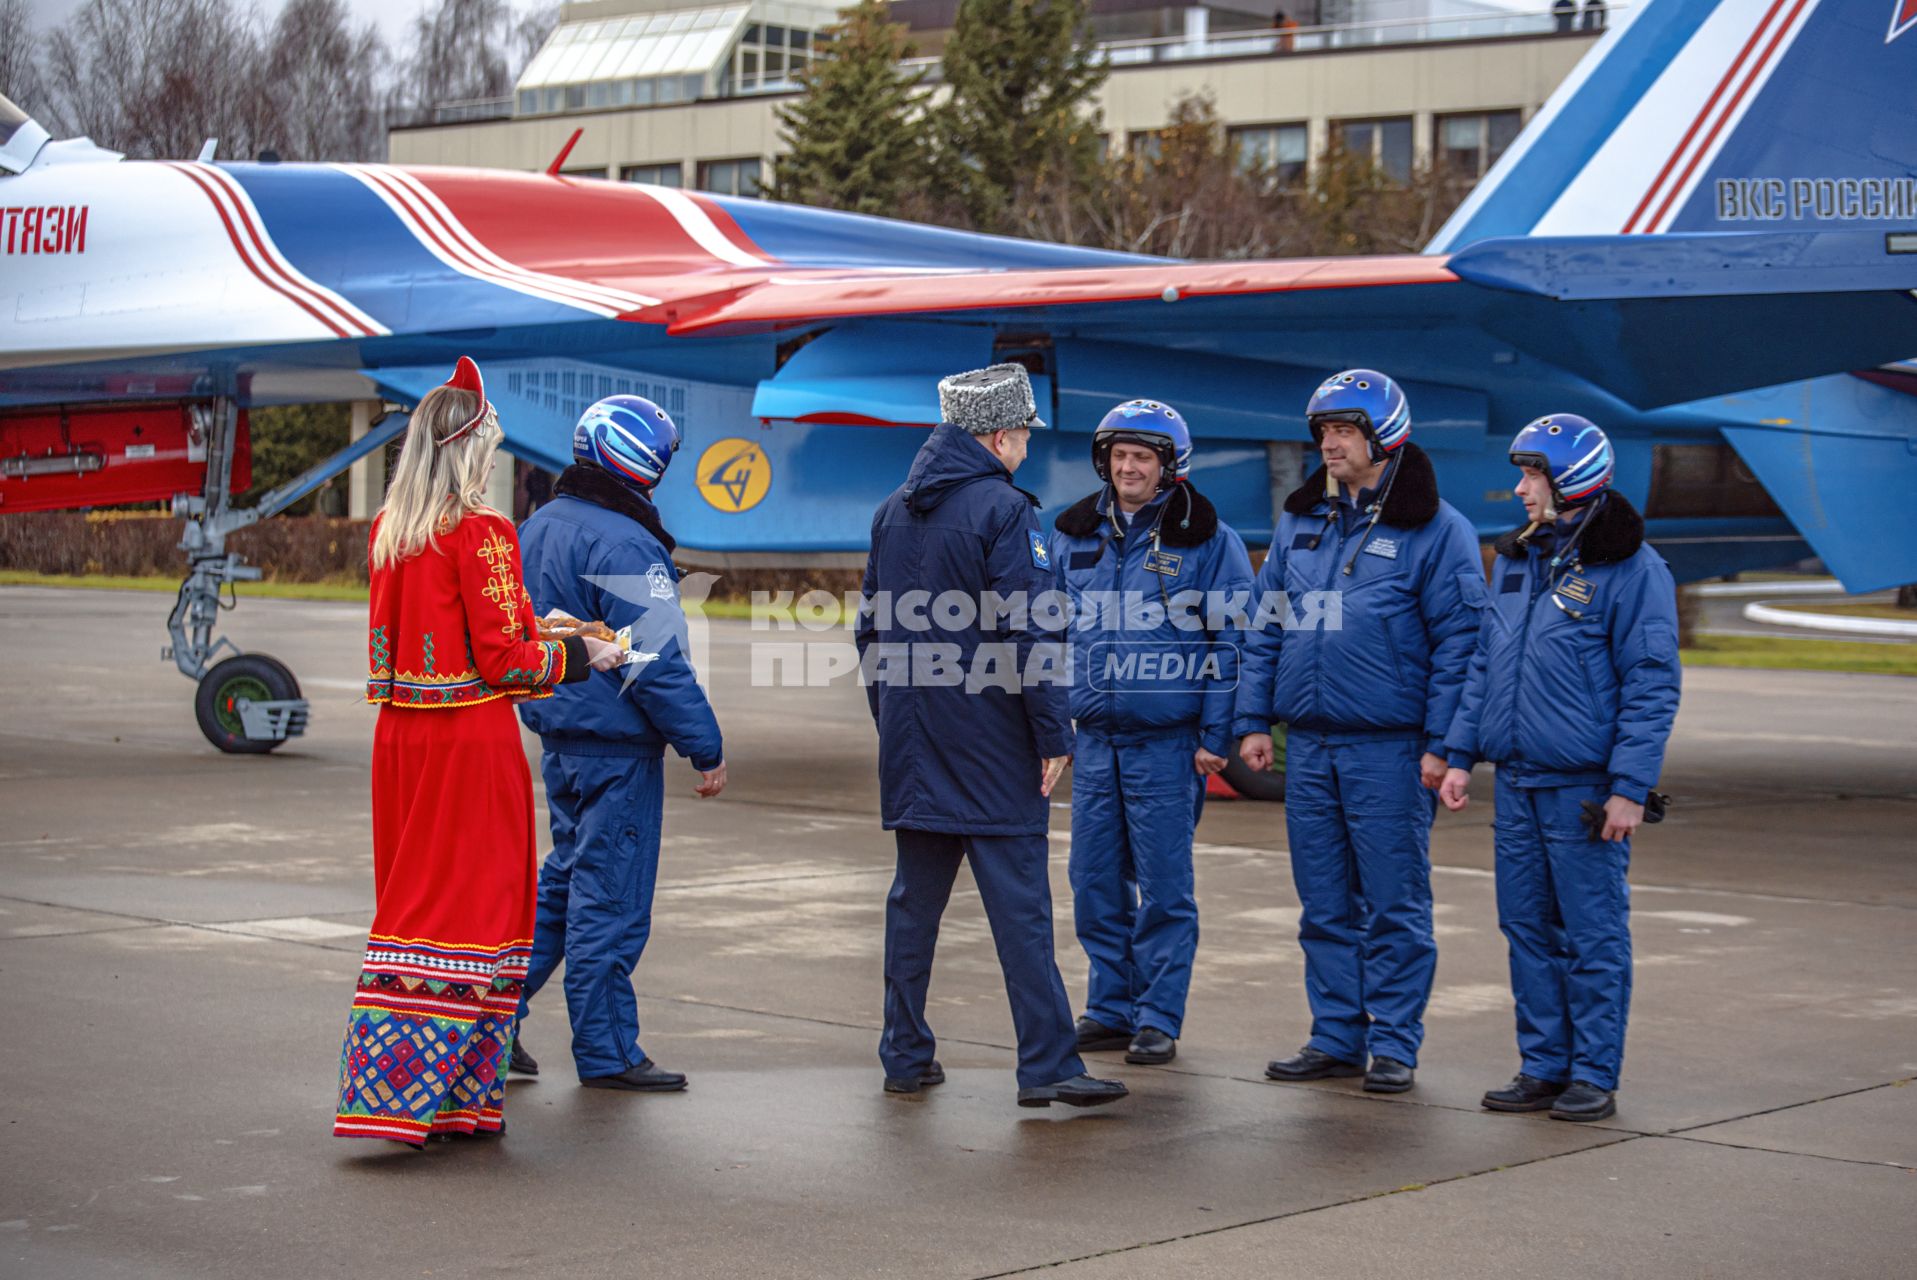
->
<box><xmin>1075</xmin><ymin>1016</ymin><xmax>1133</xmax><ymax>1052</ymax></box>
<box><xmin>1125</xmin><ymin>1027</ymin><xmax>1177</xmax><ymax>1065</ymax></box>
<box><xmin>1364</xmin><ymin>1056</ymin><xmax>1415</xmax><ymax>1093</ymax></box>
<box><xmin>580</xmin><ymin>1059</ymin><xmax>688</xmax><ymax>1093</ymax></box>
<box><xmin>1481</xmin><ymin>1073</ymin><xmax>1569</xmax><ymax>1112</ymax></box>
<box><xmin>1017</xmin><ymin>1074</ymin><xmax>1129</xmax><ymax>1108</ymax></box>
<box><xmin>508</xmin><ymin>1034</ymin><xmax>538</xmax><ymax>1077</ymax></box>
<box><xmin>1549</xmin><ymin>1080</ymin><xmax>1617</xmax><ymax>1122</ymax></box>
<box><xmin>1265</xmin><ymin>1046</ymin><xmax>1365</xmax><ymax>1081</ymax></box>
<box><xmin>883</xmin><ymin>1060</ymin><xmax>947</xmax><ymax>1094</ymax></box>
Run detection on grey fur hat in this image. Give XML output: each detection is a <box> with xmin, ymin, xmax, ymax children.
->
<box><xmin>937</xmin><ymin>363</ymin><xmax>1045</xmax><ymax>434</ymax></box>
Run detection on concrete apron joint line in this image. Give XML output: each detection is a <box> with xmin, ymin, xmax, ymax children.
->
<box><xmin>968</xmin><ymin>1135</ymin><xmax>1647</xmax><ymax>1279</ymax></box>
<box><xmin>970</xmin><ymin>1074</ymin><xmax>1915</xmax><ymax>1277</ymax></box>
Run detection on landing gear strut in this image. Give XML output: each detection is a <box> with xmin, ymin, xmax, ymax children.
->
<box><xmin>163</xmin><ymin>396</ymin><xmax>404</xmax><ymax>753</ymax></box>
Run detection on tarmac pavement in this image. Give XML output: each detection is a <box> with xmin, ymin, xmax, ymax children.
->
<box><xmin>1</xmin><ymin>586</ymin><xmax>1913</xmax><ymax>1278</ymax></box>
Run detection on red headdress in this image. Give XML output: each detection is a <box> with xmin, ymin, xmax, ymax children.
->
<box><xmin>438</xmin><ymin>356</ymin><xmax>489</xmax><ymax>445</ymax></box>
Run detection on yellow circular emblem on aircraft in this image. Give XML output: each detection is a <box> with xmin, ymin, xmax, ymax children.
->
<box><xmin>695</xmin><ymin>438</ymin><xmax>772</xmax><ymax>513</ymax></box>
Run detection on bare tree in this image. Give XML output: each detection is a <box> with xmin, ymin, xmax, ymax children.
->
<box><xmin>0</xmin><ymin>0</ymin><xmax>47</xmax><ymax>115</ymax></box>
<box><xmin>516</xmin><ymin>3</ymin><xmax>561</xmax><ymax>68</ymax></box>
<box><xmin>40</xmin><ymin>0</ymin><xmax>276</xmax><ymax>160</ymax></box>
<box><xmin>262</xmin><ymin>0</ymin><xmax>389</xmax><ymax>161</ymax></box>
<box><xmin>1080</xmin><ymin>95</ymin><xmax>1286</xmax><ymax>258</ymax></box>
<box><xmin>1284</xmin><ymin>144</ymin><xmax>1468</xmax><ymax>256</ymax></box>
<box><xmin>399</xmin><ymin>0</ymin><xmax>518</xmax><ymax>122</ymax></box>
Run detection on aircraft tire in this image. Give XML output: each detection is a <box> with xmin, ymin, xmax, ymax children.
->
<box><xmin>194</xmin><ymin>654</ymin><xmax>301</xmax><ymax>754</ymax></box>
<box><xmin>1220</xmin><ymin>753</ymin><xmax>1286</xmax><ymax>804</ymax></box>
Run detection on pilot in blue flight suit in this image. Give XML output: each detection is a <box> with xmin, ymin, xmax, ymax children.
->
<box><xmin>1441</xmin><ymin>415</ymin><xmax>1680</xmax><ymax>1122</ymax></box>
<box><xmin>512</xmin><ymin>395</ymin><xmax>727</xmax><ymax>1092</ymax></box>
<box><xmin>1234</xmin><ymin>370</ymin><xmax>1485</xmax><ymax>1094</ymax></box>
<box><xmin>1049</xmin><ymin>401</ymin><xmax>1252</xmax><ymax>1066</ymax></box>
<box><xmin>856</xmin><ymin>363</ymin><xmax>1127</xmax><ymax>1109</ymax></box>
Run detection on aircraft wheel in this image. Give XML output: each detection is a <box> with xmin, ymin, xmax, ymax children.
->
<box><xmin>195</xmin><ymin>654</ymin><xmax>301</xmax><ymax>754</ymax></box>
<box><xmin>1220</xmin><ymin>753</ymin><xmax>1286</xmax><ymax>803</ymax></box>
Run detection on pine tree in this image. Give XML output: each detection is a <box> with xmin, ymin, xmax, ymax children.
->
<box><xmin>243</xmin><ymin>404</ymin><xmax>352</xmax><ymax>516</ymax></box>
<box><xmin>934</xmin><ymin>0</ymin><xmax>1109</xmax><ymax>235</ymax></box>
<box><xmin>768</xmin><ymin>0</ymin><xmax>930</xmax><ymax>216</ymax></box>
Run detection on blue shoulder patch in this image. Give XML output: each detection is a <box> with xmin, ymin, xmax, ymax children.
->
<box><xmin>1030</xmin><ymin>530</ymin><xmax>1051</xmax><ymax>570</ymax></box>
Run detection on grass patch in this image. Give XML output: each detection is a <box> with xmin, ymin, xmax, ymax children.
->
<box><xmin>0</xmin><ymin>570</ymin><xmax>368</xmax><ymax>601</ymax></box>
<box><xmin>1768</xmin><ymin>600</ymin><xmax>1917</xmax><ymax>623</ymax></box>
<box><xmin>1684</xmin><ymin>634</ymin><xmax>1917</xmax><ymax>676</ymax></box>
<box><xmin>0</xmin><ymin>571</ymin><xmax>766</xmax><ymax>618</ymax></box>
<box><xmin>689</xmin><ymin>600</ymin><xmax>758</xmax><ymax>620</ymax></box>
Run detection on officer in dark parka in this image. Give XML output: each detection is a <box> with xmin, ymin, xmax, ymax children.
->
<box><xmin>856</xmin><ymin>363</ymin><xmax>1128</xmax><ymax>1109</ymax></box>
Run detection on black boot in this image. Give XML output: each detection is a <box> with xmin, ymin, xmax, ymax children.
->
<box><xmin>1265</xmin><ymin>1046</ymin><xmax>1364</xmax><ymax>1081</ymax></box>
<box><xmin>1075</xmin><ymin>1016</ymin><xmax>1132</xmax><ymax>1052</ymax></box>
<box><xmin>883</xmin><ymin>1061</ymin><xmax>947</xmax><ymax>1094</ymax></box>
<box><xmin>508</xmin><ymin>1033</ymin><xmax>538</xmax><ymax>1077</ymax></box>
<box><xmin>1481</xmin><ymin>1074</ymin><xmax>1568</xmax><ymax>1112</ymax></box>
<box><xmin>581</xmin><ymin>1059</ymin><xmax>688</xmax><ymax>1092</ymax></box>
<box><xmin>1125</xmin><ymin>1027</ymin><xmax>1177</xmax><ymax>1065</ymax></box>
<box><xmin>1549</xmin><ymin>1081</ymin><xmax>1617</xmax><ymax>1122</ymax></box>
<box><xmin>1364</xmin><ymin>1056</ymin><xmax>1415</xmax><ymax>1093</ymax></box>
<box><xmin>1017</xmin><ymin>1074</ymin><xmax>1129</xmax><ymax>1108</ymax></box>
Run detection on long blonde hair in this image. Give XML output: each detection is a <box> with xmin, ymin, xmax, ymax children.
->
<box><xmin>370</xmin><ymin>385</ymin><xmax>503</xmax><ymax>570</ymax></box>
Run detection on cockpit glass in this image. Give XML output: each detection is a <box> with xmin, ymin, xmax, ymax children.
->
<box><xmin>0</xmin><ymin>95</ymin><xmax>28</xmax><ymax>146</ymax></box>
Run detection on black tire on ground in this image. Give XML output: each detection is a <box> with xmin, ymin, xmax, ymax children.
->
<box><xmin>1221</xmin><ymin>753</ymin><xmax>1286</xmax><ymax>803</ymax></box>
<box><xmin>194</xmin><ymin>654</ymin><xmax>302</xmax><ymax>754</ymax></box>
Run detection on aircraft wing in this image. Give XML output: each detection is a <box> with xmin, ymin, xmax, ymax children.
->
<box><xmin>627</xmin><ymin>227</ymin><xmax>1917</xmax><ymax>413</ymax></box>
<box><xmin>7</xmin><ymin>155</ymin><xmax>1917</xmax><ymax>588</ymax></box>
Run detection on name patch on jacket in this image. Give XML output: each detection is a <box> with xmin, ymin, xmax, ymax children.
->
<box><xmin>1558</xmin><ymin>575</ymin><xmax>1596</xmax><ymax>605</ymax></box>
<box><xmin>1145</xmin><ymin>549</ymin><xmax>1183</xmax><ymax>576</ymax></box>
<box><xmin>1029</xmin><ymin>530</ymin><xmax>1052</xmax><ymax>570</ymax></box>
<box><xmin>1501</xmin><ymin>573</ymin><xmax>1524</xmax><ymax>594</ymax></box>
<box><xmin>1068</xmin><ymin>549</ymin><xmax>1102</xmax><ymax>571</ymax></box>
<box><xmin>1363</xmin><ymin>538</ymin><xmax>1399</xmax><ymax>560</ymax></box>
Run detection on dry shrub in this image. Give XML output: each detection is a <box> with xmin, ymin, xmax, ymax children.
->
<box><xmin>0</xmin><ymin>512</ymin><xmax>372</xmax><ymax>582</ymax></box>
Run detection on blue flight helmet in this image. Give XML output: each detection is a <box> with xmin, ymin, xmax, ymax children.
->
<box><xmin>1092</xmin><ymin>399</ymin><xmax>1193</xmax><ymax>492</ymax></box>
<box><xmin>1306</xmin><ymin>369</ymin><xmax>1411</xmax><ymax>462</ymax></box>
<box><xmin>1509</xmin><ymin>413</ymin><xmax>1615</xmax><ymax>506</ymax></box>
<box><xmin>572</xmin><ymin>395</ymin><xmax>681</xmax><ymax>496</ymax></box>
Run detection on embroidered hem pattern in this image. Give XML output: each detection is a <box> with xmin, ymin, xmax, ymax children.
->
<box><xmin>333</xmin><ymin>936</ymin><xmax>532</xmax><ymax>1144</ymax></box>
<box><xmin>365</xmin><ymin>639</ymin><xmax>564</xmax><ymax>708</ymax></box>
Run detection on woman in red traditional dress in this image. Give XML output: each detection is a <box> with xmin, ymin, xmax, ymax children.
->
<box><xmin>334</xmin><ymin>357</ymin><xmax>622</xmax><ymax>1146</ymax></box>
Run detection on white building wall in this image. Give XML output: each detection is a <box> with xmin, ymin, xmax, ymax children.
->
<box><xmin>390</xmin><ymin>32</ymin><xmax>1597</xmax><ymax>182</ymax></box>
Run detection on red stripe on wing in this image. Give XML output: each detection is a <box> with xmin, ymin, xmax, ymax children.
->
<box><xmin>640</xmin><ymin>255</ymin><xmax>1460</xmax><ymax>334</ymax></box>
<box><xmin>402</xmin><ymin>168</ymin><xmax>758</xmax><ymax>288</ymax></box>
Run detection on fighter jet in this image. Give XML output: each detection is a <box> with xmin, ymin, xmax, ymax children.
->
<box><xmin>2</xmin><ymin>0</ymin><xmax>1912</xmax><ymax>750</ymax></box>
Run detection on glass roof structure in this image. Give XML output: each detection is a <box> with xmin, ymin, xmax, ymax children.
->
<box><xmin>517</xmin><ymin>6</ymin><xmax>752</xmax><ymax>91</ymax></box>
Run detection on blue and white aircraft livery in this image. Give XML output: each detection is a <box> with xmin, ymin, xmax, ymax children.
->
<box><xmin>2</xmin><ymin>0</ymin><xmax>1915</xmax><ymax>602</ymax></box>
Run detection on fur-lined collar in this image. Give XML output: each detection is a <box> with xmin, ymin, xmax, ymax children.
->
<box><xmin>1283</xmin><ymin>441</ymin><xmax>1440</xmax><ymax>528</ymax></box>
<box><xmin>1493</xmin><ymin>490</ymin><xmax>1645</xmax><ymax>566</ymax></box>
<box><xmin>1053</xmin><ymin>481</ymin><xmax>1219</xmax><ymax>548</ymax></box>
<box><xmin>553</xmin><ymin>464</ymin><xmax>677</xmax><ymax>553</ymax></box>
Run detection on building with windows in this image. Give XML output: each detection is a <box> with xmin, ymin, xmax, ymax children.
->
<box><xmin>390</xmin><ymin>0</ymin><xmax>1611</xmax><ymax>200</ymax></box>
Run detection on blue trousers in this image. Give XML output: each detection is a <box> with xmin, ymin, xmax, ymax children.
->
<box><xmin>518</xmin><ymin>751</ymin><xmax>664</xmax><ymax>1080</ymax></box>
<box><xmin>882</xmin><ymin>829</ymin><xmax>1085</xmax><ymax>1089</ymax></box>
<box><xmin>1068</xmin><ymin>731</ymin><xmax>1205</xmax><ymax>1038</ymax></box>
<box><xmin>1283</xmin><ymin>733</ymin><xmax>1437</xmax><ymax>1066</ymax></box>
<box><xmin>1493</xmin><ymin>777</ymin><xmax>1632</xmax><ymax>1091</ymax></box>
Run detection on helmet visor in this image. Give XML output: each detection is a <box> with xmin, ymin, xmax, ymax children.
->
<box><xmin>1308</xmin><ymin>409</ymin><xmax>1371</xmax><ymax>439</ymax></box>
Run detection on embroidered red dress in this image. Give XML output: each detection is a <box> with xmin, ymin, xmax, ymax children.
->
<box><xmin>334</xmin><ymin>509</ymin><xmax>588</xmax><ymax>1144</ymax></box>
